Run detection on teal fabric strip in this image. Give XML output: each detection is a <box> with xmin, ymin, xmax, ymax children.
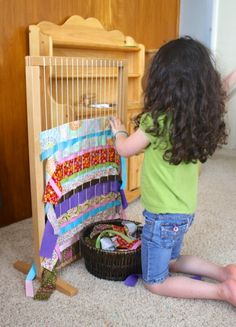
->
<box><xmin>120</xmin><ymin>157</ymin><xmax>127</xmax><ymax>190</ymax></box>
<box><xmin>61</xmin><ymin>163</ymin><xmax>119</xmax><ymax>185</ymax></box>
<box><xmin>26</xmin><ymin>263</ymin><xmax>37</xmax><ymax>280</ymax></box>
<box><xmin>41</xmin><ymin>130</ymin><xmax>112</xmax><ymax>161</ymax></box>
<box><xmin>60</xmin><ymin>199</ymin><xmax>121</xmax><ymax>234</ymax></box>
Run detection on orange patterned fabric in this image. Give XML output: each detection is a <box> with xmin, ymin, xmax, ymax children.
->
<box><xmin>43</xmin><ymin>147</ymin><xmax>120</xmax><ymax>204</ymax></box>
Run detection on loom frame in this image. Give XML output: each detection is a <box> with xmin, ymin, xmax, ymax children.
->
<box><xmin>14</xmin><ymin>55</ymin><xmax>128</xmax><ymax>296</ymax></box>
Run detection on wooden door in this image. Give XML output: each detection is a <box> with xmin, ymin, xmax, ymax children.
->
<box><xmin>0</xmin><ymin>0</ymin><xmax>180</xmax><ymax>227</ymax></box>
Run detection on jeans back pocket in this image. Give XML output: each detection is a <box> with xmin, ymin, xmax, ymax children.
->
<box><xmin>160</xmin><ymin>220</ymin><xmax>188</xmax><ymax>244</ymax></box>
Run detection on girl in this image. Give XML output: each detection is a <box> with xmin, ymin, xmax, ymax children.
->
<box><xmin>110</xmin><ymin>37</ymin><xmax>236</xmax><ymax>306</ymax></box>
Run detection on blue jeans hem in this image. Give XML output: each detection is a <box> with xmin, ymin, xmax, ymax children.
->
<box><xmin>142</xmin><ymin>271</ymin><xmax>170</xmax><ymax>285</ymax></box>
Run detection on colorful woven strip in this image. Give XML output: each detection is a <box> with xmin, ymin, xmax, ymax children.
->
<box><xmin>44</xmin><ymin>144</ymin><xmax>116</xmax><ymax>189</ymax></box>
<box><xmin>40</xmin><ymin>117</ymin><xmax>112</xmax><ymax>160</ymax></box>
<box><xmin>25</xmin><ymin>263</ymin><xmax>37</xmax><ymax>297</ymax></box>
<box><xmin>54</xmin><ymin>179</ymin><xmax>120</xmax><ymax>217</ymax></box>
<box><xmin>43</xmin><ymin>132</ymin><xmax>113</xmax><ymax>163</ymax></box>
<box><xmin>60</xmin><ymin>199</ymin><xmax>121</xmax><ymax>234</ymax></box>
<box><xmin>34</xmin><ymin>268</ymin><xmax>57</xmax><ymax>301</ymax></box>
<box><xmin>57</xmin><ymin>175</ymin><xmax>120</xmax><ymax>204</ymax></box>
<box><xmin>44</xmin><ymin>162</ymin><xmax>120</xmax><ymax>204</ymax></box>
<box><xmin>38</xmin><ymin>117</ymin><xmax>127</xmax><ymax>297</ymax></box>
<box><xmin>59</xmin><ymin>194</ymin><xmax>119</xmax><ymax>227</ymax></box>
<box><xmin>44</xmin><ymin>167</ymin><xmax>116</xmax><ymax>204</ymax></box>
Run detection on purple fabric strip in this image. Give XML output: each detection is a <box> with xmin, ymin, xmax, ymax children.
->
<box><xmin>54</xmin><ymin>180</ymin><xmax>120</xmax><ymax>217</ymax></box>
<box><xmin>39</xmin><ymin>220</ymin><xmax>58</xmax><ymax>258</ymax></box>
<box><xmin>120</xmin><ymin>189</ymin><xmax>128</xmax><ymax>209</ymax></box>
<box><xmin>124</xmin><ymin>274</ymin><xmax>142</xmax><ymax>287</ymax></box>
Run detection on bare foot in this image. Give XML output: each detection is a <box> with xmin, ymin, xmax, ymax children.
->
<box><xmin>224</xmin><ymin>264</ymin><xmax>236</xmax><ymax>281</ymax></box>
<box><xmin>220</xmin><ymin>279</ymin><xmax>236</xmax><ymax>306</ymax></box>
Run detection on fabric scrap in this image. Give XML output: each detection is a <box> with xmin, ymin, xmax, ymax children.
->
<box><xmin>39</xmin><ymin>220</ymin><xmax>58</xmax><ymax>258</ymax></box>
<box><xmin>34</xmin><ymin>268</ymin><xmax>57</xmax><ymax>301</ymax></box>
<box><xmin>124</xmin><ymin>274</ymin><xmax>141</xmax><ymax>287</ymax></box>
<box><xmin>25</xmin><ymin>263</ymin><xmax>37</xmax><ymax>297</ymax></box>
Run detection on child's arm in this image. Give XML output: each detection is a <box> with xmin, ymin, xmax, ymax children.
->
<box><xmin>109</xmin><ymin>117</ymin><xmax>150</xmax><ymax>158</ymax></box>
<box><xmin>223</xmin><ymin>69</ymin><xmax>236</xmax><ymax>94</ymax></box>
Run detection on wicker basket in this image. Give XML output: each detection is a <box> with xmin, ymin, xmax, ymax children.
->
<box><xmin>80</xmin><ymin>219</ymin><xmax>142</xmax><ymax>281</ymax></box>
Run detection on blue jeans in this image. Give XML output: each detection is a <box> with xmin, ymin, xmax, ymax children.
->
<box><xmin>141</xmin><ymin>210</ymin><xmax>194</xmax><ymax>284</ymax></box>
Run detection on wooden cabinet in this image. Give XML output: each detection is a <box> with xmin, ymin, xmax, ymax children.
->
<box><xmin>29</xmin><ymin>15</ymin><xmax>145</xmax><ymax>202</ymax></box>
<box><xmin>124</xmin><ymin>106</ymin><xmax>144</xmax><ymax>202</ymax></box>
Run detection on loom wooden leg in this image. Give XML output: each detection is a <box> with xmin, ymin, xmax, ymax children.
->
<box><xmin>13</xmin><ymin>260</ymin><xmax>78</xmax><ymax>297</ymax></box>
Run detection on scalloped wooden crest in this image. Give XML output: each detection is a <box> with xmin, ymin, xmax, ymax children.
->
<box><xmin>34</xmin><ymin>15</ymin><xmax>137</xmax><ymax>47</ymax></box>
<box><xmin>62</xmin><ymin>15</ymin><xmax>105</xmax><ymax>29</ymax></box>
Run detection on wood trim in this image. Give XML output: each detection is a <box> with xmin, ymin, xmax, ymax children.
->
<box><xmin>175</xmin><ymin>0</ymin><xmax>181</xmax><ymax>37</ymax></box>
<box><xmin>25</xmin><ymin>65</ymin><xmax>45</xmax><ymax>276</ymax></box>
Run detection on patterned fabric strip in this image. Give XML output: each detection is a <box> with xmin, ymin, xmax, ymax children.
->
<box><xmin>58</xmin><ymin>233</ymin><xmax>80</xmax><ymax>253</ymax></box>
<box><xmin>51</xmin><ymin>147</ymin><xmax>119</xmax><ymax>183</ymax></box>
<box><xmin>62</xmin><ymin>163</ymin><xmax>119</xmax><ymax>185</ymax></box>
<box><xmin>40</xmin><ymin>117</ymin><xmax>111</xmax><ymax>160</ymax></box>
<box><xmin>46</xmin><ymin>133</ymin><xmax>113</xmax><ymax>164</ymax></box>
<box><xmin>57</xmin><ymin>174</ymin><xmax>120</xmax><ymax>204</ymax></box>
<box><xmin>42</xmin><ymin>249</ymin><xmax>59</xmax><ymax>271</ymax></box>
<box><xmin>48</xmin><ymin>178</ymin><xmax>62</xmax><ymax>198</ymax></box>
<box><xmin>59</xmin><ymin>194</ymin><xmax>119</xmax><ymax>228</ymax></box>
<box><xmin>44</xmin><ymin>144</ymin><xmax>115</xmax><ymax>187</ymax></box>
<box><xmin>42</xmin><ymin>132</ymin><xmax>111</xmax><ymax>161</ymax></box>
<box><xmin>45</xmin><ymin>165</ymin><xmax>119</xmax><ymax>204</ymax></box>
<box><xmin>55</xmin><ymin>244</ymin><xmax>62</xmax><ymax>262</ymax></box>
<box><xmin>60</xmin><ymin>241</ymin><xmax>80</xmax><ymax>264</ymax></box>
<box><xmin>34</xmin><ymin>268</ymin><xmax>57</xmax><ymax>301</ymax></box>
<box><xmin>60</xmin><ymin>199</ymin><xmax>121</xmax><ymax>234</ymax></box>
<box><xmin>40</xmin><ymin>117</ymin><xmax>110</xmax><ymax>151</ymax></box>
<box><xmin>46</xmin><ymin>204</ymin><xmax>60</xmax><ymax>235</ymax></box>
<box><xmin>56</xmin><ymin>145</ymin><xmax>114</xmax><ymax>166</ymax></box>
<box><xmin>56</xmin><ymin>241</ymin><xmax>80</xmax><ymax>270</ymax></box>
<box><xmin>54</xmin><ymin>179</ymin><xmax>120</xmax><ymax>217</ymax></box>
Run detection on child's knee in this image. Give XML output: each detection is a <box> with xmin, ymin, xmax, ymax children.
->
<box><xmin>169</xmin><ymin>257</ymin><xmax>180</xmax><ymax>272</ymax></box>
<box><xmin>144</xmin><ymin>281</ymin><xmax>166</xmax><ymax>295</ymax></box>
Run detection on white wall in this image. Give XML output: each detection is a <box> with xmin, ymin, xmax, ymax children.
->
<box><xmin>214</xmin><ymin>0</ymin><xmax>236</xmax><ymax>149</ymax></box>
<box><xmin>179</xmin><ymin>0</ymin><xmax>214</xmax><ymax>49</ymax></box>
<box><xmin>179</xmin><ymin>0</ymin><xmax>236</xmax><ymax>149</ymax></box>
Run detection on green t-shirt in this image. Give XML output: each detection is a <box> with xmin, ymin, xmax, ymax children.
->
<box><xmin>139</xmin><ymin>113</ymin><xmax>199</xmax><ymax>214</ymax></box>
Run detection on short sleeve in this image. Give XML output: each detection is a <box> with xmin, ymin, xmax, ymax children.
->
<box><xmin>139</xmin><ymin>113</ymin><xmax>170</xmax><ymax>148</ymax></box>
<box><xmin>139</xmin><ymin>113</ymin><xmax>156</xmax><ymax>144</ymax></box>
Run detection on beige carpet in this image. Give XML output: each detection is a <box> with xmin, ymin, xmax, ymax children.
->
<box><xmin>1</xmin><ymin>148</ymin><xmax>236</xmax><ymax>327</ymax></box>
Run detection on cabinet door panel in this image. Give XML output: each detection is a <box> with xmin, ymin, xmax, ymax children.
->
<box><xmin>126</xmin><ymin>109</ymin><xmax>143</xmax><ymax>192</ymax></box>
<box><xmin>128</xmin><ymin>153</ymin><xmax>144</xmax><ymax>191</ymax></box>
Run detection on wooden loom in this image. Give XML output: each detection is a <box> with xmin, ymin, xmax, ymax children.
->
<box><xmin>14</xmin><ymin>55</ymin><xmax>128</xmax><ymax>296</ymax></box>
<box><xmin>14</xmin><ymin>16</ymin><xmax>144</xmax><ymax>297</ymax></box>
<box><xmin>28</xmin><ymin>15</ymin><xmax>145</xmax><ymax>202</ymax></box>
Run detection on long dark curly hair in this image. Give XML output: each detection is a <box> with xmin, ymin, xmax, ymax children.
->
<box><xmin>136</xmin><ymin>36</ymin><xmax>227</xmax><ymax>164</ymax></box>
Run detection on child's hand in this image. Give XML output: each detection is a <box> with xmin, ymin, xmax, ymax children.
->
<box><xmin>223</xmin><ymin>69</ymin><xmax>236</xmax><ymax>93</ymax></box>
<box><xmin>109</xmin><ymin>117</ymin><xmax>127</xmax><ymax>135</ymax></box>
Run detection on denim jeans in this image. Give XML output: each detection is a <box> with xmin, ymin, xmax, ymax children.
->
<box><xmin>141</xmin><ymin>209</ymin><xmax>194</xmax><ymax>284</ymax></box>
